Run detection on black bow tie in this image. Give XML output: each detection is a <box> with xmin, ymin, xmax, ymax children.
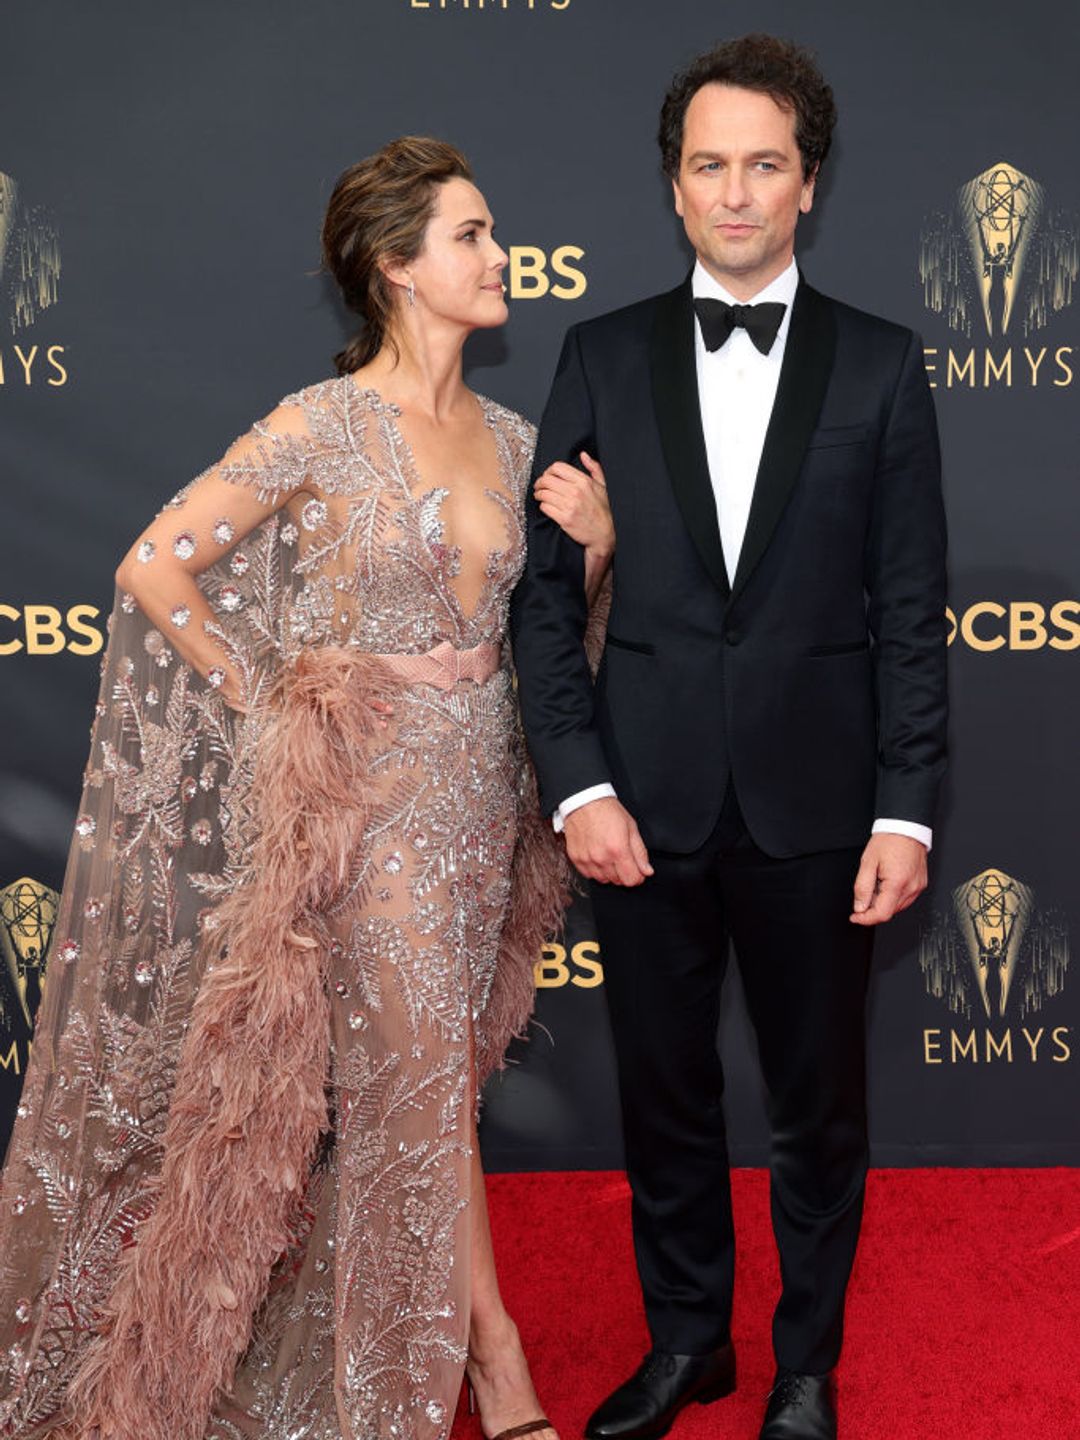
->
<box><xmin>693</xmin><ymin>296</ymin><xmax>787</xmax><ymax>356</ymax></box>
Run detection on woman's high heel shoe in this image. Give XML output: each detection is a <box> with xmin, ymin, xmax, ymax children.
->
<box><xmin>465</xmin><ymin>1376</ymin><xmax>553</xmax><ymax>1440</ymax></box>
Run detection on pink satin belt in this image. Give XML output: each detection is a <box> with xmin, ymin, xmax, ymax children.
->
<box><xmin>372</xmin><ymin>639</ymin><xmax>502</xmax><ymax>690</ymax></box>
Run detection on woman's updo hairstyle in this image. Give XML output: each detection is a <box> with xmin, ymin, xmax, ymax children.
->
<box><xmin>322</xmin><ymin>136</ymin><xmax>474</xmax><ymax>375</ymax></box>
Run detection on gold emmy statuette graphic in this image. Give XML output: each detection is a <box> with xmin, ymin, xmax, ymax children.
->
<box><xmin>919</xmin><ymin>162</ymin><xmax>1078</xmax><ymax>340</ymax></box>
<box><xmin>960</xmin><ymin>163</ymin><xmax>1042</xmax><ymax>338</ymax></box>
<box><xmin>955</xmin><ymin>869</ymin><xmax>1030</xmax><ymax>1019</ymax></box>
<box><xmin>0</xmin><ymin>877</ymin><xmax>59</xmax><ymax>1037</ymax></box>
<box><xmin>0</xmin><ymin>169</ymin><xmax>61</xmax><ymax>334</ymax></box>
<box><xmin>919</xmin><ymin>868</ymin><xmax>1070</xmax><ymax>1022</ymax></box>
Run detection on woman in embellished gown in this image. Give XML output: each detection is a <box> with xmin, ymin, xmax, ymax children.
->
<box><xmin>0</xmin><ymin>138</ymin><xmax>613</xmax><ymax>1440</ymax></box>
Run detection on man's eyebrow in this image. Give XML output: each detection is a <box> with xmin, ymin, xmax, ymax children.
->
<box><xmin>685</xmin><ymin>148</ymin><xmax>791</xmax><ymax>163</ymax></box>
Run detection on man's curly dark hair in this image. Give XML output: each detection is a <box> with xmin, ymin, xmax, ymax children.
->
<box><xmin>659</xmin><ymin>34</ymin><xmax>837</xmax><ymax>182</ymax></box>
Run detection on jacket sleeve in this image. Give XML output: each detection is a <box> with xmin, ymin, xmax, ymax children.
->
<box><xmin>865</xmin><ymin>328</ymin><xmax>949</xmax><ymax>825</ymax></box>
<box><xmin>510</xmin><ymin>326</ymin><xmax>613</xmax><ymax>816</ymax></box>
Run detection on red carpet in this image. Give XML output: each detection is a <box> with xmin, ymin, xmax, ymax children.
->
<box><xmin>454</xmin><ymin>1169</ymin><xmax>1079</xmax><ymax>1440</ymax></box>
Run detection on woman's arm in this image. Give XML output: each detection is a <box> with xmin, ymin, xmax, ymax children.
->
<box><xmin>532</xmin><ymin>449</ymin><xmax>614</xmax><ymax>606</ymax></box>
<box><xmin>115</xmin><ymin>402</ymin><xmax>311</xmax><ymax>709</ymax></box>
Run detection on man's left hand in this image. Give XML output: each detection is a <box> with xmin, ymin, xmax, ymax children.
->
<box><xmin>850</xmin><ymin>833</ymin><xmax>928</xmax><ymax>926</ymax></box>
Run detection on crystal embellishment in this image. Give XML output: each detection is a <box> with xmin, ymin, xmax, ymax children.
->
<box><xmin>301</xmin><ymin>498</ymin><xmax>328</xmax><ymax>531</ymax></box>
<box><xmin>217</xmin><ymin>585</ymin><xmax>242</xmax><ymax>614</ymax></box>
<box><xmin>170</xmin><ymin>605</ymin><xmax>191</xmax><ymax>629</ymax></box>
<box><xmin>172</xmin><ymin>531</ymin><xmax>197</xmax><ymax>560</ymax></box>
<box><xmin>212</xmin><ymin>518</ymin><xmax>235</xmax><ymax>545</ymax></box>
<box><xmin>136</xmin><ymin>540</ymin><xmax>156</xmax><ymax>563</ymax></box>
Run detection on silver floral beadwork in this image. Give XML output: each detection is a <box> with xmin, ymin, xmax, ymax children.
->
<box><xmin>207</xmin><ymin>666</ymin><xmax>226</xmax><ymax>688</ymax></box>
<box><xmin>191</xmin><ymin>819</ymin><xmax>213</xmax><ymax>845</ymax></box>
<box><xmin>57</xmin><ymin>939</ymin><xmax>80</xmax><ymax>964</ymax></box>
<box><xmin>136</xmin><ymin>540</ymin><xmax>156</xmax><ymax>563</ymax></box>
<box><xmin>172</xmin><ymin>531</ymin><xmax>197</xmax><ymax>560</ymax></box>
<box><xmin>134</xmin><ymin>959</ymin><xmax>154</xmax><ymax>987</ymax></box>
<box><xmin>217</xmin><ymin>585</ymin><xmax>242</xmax><ymax>614</ymax></box>
<box><xmin>212</xmin><ymin>517</ymin><xmax>235</xmax><ymax>545</ymax></box>
<box><xmin>230</xmin><ymin>551</ymin><xmax>249</xmax><ymax>576</ymax></box>
<box><xmin>280</xmin><ymin>521</ymin><xmax>299</xmax><ymax>545</ymax></box>
<box><xmin>170</xmin><ymin>605</ymin><xmax>191</xmax><ymax>629</ymax></box>
<box><xmin>14</xmin><ymin>1300</ymin><xmax>31</xmax><ymax>1325</ymax></box>
<box><xmin>75</xmin><ymin>814</ymin><xmax>96</xmax><ymax>839</ymax></box>
<box><xmin>83</xmin><ymin>897</ymin><xmax>104</xmax><ymax>920</ymax></box>
<box><xmin>348</xmin><ymin>1010</ymin><xmax>367</xmax><ymax>1031</ymax></box>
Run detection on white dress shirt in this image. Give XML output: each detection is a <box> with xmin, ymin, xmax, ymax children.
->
<box><xmin>556</xmin><ymin>256</ymin><xmax>931</xmax><ymax>851</ymax></box>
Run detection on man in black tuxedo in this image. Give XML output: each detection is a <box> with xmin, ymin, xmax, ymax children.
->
<box><xmin>510</xmin><ymin>34</ymin><xmax>947</xmax><ymax>1440</ymax></box>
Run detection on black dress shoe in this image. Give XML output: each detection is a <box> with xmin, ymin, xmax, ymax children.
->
<box><xmin>759</xmin><ymin>1369</ymin><xmax>836</xmax><ymax>1440</ymax></box>
<box><xmin>584</xmin><ymin>1344</ymin><xmax>736</xmax><ymax>1440</ymax></box>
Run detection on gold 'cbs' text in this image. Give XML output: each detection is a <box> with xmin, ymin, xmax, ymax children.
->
<box><xmin>534</xmin><ymin>941</ymin><xmax>604</xmax><ymax>988</ymax></box>
<box><xmin>946</xmin><ymin>601</ymin><xmax>1080</xmax><ymax>651</ymax></box>
<box><xmin>0</xmin><ymin>605</ymin><xmax>104</xmax><ymax>655</ymax></box>
<box><xmin>509</xmin><ymin>246</ymin><xmax>586</xmax><ymax>300</ymax></box>
<box><xmin>0</xmin><ymin>345</ymin><xmax>68</xmax><ymax>386</ymax></box>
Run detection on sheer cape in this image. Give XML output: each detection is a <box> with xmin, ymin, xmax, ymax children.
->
<box><xmin>0</xmin><ymin>379</ymin><xmax>594</xmax><ymax>1440</ymax></box>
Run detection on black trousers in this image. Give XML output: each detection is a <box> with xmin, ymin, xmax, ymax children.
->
<box><xmin>590</xmin><ymin>786</ymin><xmax>873</xmax><ymax>1375</ymax></box>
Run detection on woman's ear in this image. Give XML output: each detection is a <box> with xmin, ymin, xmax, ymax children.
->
<box><xmin>379</xmin><ymin>255</ymin><xmax>412</xmax><ymax>294</ymax></box>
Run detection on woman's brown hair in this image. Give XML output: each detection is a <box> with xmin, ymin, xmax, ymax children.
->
<box><xmin>322</xmin><ymin>136</ymin><xmax>474</xmax><ymax>375</ymax></box>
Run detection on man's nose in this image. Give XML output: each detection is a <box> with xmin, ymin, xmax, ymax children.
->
<box><xmin>719</xmin><ymin>170</ymin><xmax>752</xmax><ymax>210</ymax></box>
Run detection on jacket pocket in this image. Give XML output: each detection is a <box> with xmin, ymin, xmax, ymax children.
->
<box><xmin>605</xmin><ymin>633</ymin><xmax>656</xmax><ymax>657</ymax></box>
<box><xmin>806</xmin><ymin>424</ymin><xmax>870</xmax><ymax>450</ymax></box>
<box><xmin>806</xmin><ymin>639</ymin><xmax>870</xmax><ymax>657</ymax></box>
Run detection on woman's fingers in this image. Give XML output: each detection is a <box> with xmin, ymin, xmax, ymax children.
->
<box><xmin>579</xmin><ymin>450</ymin><xmax>607</xmax><ymax>486</ymax></box>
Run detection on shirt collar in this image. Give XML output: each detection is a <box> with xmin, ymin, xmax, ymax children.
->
<box><xmin>691</xmin><ymin>256</ymin><xmax>799</xmax><ymax>310</ymax></box>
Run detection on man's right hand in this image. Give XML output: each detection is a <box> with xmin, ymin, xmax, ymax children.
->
<box><xmin>563</xmin><ymin>797</ymin><xmax>654</xmax><ymax>886</ymax></box>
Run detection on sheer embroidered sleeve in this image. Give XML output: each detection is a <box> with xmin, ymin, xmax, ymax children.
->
<box><xmin>115</xmin><ymin>398</ymin><xmax>315</xmax><ymax>708</ymax></box>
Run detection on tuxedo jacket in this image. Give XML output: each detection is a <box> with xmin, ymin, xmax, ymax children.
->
<box><xmin>509</xmin><ymin>274</ymin><xmax>948</xmax><ymax>858</ymax></box>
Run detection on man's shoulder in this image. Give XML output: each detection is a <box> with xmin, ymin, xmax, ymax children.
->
<box><xmin>570</xmin><ymin>281</ymin><xmax>685</xmax><ymax>349</ymax></box>
<box><xmin>808</xmin><ymin>283</ymin><xmax>920</xmax><ymax>351</ymax></box>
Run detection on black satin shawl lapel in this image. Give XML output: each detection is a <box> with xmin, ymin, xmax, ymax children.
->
<box><xmin>730</xmin><ymin>282</ymin><xmax>836</xmax><ymax>601</ymax></box>
<box><xmin>649</xmin><ymin>279</ymin><xmax>730</xmax><ymax>595</ymax></box>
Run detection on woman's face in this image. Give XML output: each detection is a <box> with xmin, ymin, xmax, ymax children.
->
<box><xmin>404</xmin><ymin>177</ymin><xmax>509</xmax><ymax>331</ymax></box>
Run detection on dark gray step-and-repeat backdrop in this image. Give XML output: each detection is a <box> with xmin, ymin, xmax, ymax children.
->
<box><xmin>1</xmin><ymin>0</ymin><xmax>1077</xmax><ymax>1169</ymax></box>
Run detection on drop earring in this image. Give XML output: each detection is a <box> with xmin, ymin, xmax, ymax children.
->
<box><xmin>407</xmin><ymin>279</ymin><xmax>416</xmax><ymax>308</ymax></box>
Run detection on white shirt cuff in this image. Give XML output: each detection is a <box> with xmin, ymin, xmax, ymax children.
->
<box><xmin>553</xmin><ymin>783</ymin><xmax>617</xmax><ymax>833</ymax></box>
<box><xmin>873</xmin><ymin>817</ymin><xmax>933</xmax><ymax>852</ymax></box>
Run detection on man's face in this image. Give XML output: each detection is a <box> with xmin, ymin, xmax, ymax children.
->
<box><xmin>672</xmin><ymin>83</ymin><xmax>816</xmax><ymax>298</ymax></box>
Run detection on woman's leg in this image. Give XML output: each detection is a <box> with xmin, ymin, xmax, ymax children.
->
<box><xmin>466</xmin><ymin>1124</ymin><xmax>557</xmax><ymax>1440</ymax></box>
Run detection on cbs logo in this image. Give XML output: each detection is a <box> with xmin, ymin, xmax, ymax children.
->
<box><xmin>508</xmin><ymin>246</ymin><xmax>587</xmax><ymax>301</ymax></box>
<box><xmin>0</xmin><ymin>605</ymin><xmax>104</xmax><ymax>656</ymax></box>
<box><xmin>946</xmin><ymin>601</ymin><xmax>1080</xmax><ymax>651</ymax></box>
<box><xmin>534</xmin><ymin>940</ymin><xmax>604</xmax><ymax>988</ymax></box>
